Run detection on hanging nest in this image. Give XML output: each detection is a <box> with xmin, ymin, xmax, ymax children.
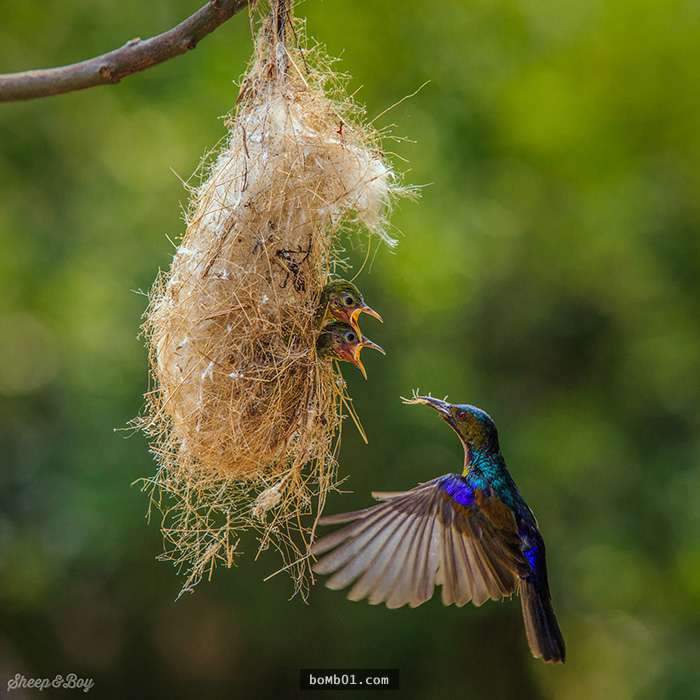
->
<box><xmin>137</xmin><ymin>6</ymin><xmax>407</xmax><ymax>598</ymax></box>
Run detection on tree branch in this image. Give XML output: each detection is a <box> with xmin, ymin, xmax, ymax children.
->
<box><xmin>0</xmin><ymin>0</ymin><xmax>250</xmax><ymax>103</ymax></box>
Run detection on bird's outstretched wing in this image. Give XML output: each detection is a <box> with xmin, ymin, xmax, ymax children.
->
<box><xmin>311</xmin><ymin>474</ymin><xmax>530</xmax><ymax>609</ymax></box>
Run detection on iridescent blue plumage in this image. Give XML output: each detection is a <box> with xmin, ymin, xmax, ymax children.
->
<box><xmin>312</xmin><ymin>396</ymin><xmax>566</xmax><ymax>663</ymax></box>
<box><xmin>524</xmin><ymin>544</ymin><xmax>539</xmax><ymax>572</ymax></box>
<box><xmin>437</xmin><ymin>474</ymin><xmax>474</xmax><ymax>506</ymax></box>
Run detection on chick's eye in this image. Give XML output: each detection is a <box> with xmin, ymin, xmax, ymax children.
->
<box><xmin>343</xmin><ymin>295</ymin><xmax>355</xmax><ymax>307</ymax></box>
<box><xmin>344</xmin><ymin>331</ymin><xmax>356</xmax><ymax>343</ymax></box>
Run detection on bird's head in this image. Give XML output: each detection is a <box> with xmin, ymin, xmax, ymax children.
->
<box><xmin>403</xmin><ymin>394</ymin><xmax>500</xmax><ymax>458</ymax></box>
<box><xmin>316</xmin><ymin>321</ymin><xmax>385</xmax><ymax>380</ymax></box>
<box><xmin>321</xmin><ymin>279</ymin><xmax>382</xmax><ymax>336</ymax></box>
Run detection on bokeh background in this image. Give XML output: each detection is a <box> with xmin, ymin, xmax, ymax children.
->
<box><xmin>2</xmin><ymin>0</ymin><xmax>700</xmax><ymax>697</ymax></box>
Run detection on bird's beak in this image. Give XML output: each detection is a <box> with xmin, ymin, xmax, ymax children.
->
<box><xmin>351</xmin><ymin>338</ymin><xmax>385</xmax><ymax>381</ymax></box>
<box><xmin>403</xmin><ymin>394</ymin><xmax>455</xmax><ymax>426</ymax></box>
<box><xmin>349</xmin><ymin>305</ymin><xmax>383</xmax><ymax>336</ymax></box>
<box><xmin>359</xmin><ymin>305</ymin><xmax>384</xmax><ymax>324</ymax></box>
<box><xmin>361</xmin><ymin>338</ymin><xmax>385</xmax><ymax>356</ymax></box>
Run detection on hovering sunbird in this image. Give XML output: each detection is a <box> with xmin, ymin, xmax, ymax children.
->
<box><xmin>312</xmin><ymin>394</ymin><xmax>566</xmax><ymax>663</ymax></box>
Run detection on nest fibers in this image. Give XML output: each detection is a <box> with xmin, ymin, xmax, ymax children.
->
<box><xmin>138</xmin><ymin>11</ymin><xmax>407</xmax><ymax>597</ymax></box>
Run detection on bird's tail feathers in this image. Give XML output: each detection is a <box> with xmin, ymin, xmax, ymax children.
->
<box><xmin>519</xmin><ymin>578</ymin><xmax>566</xmax><ymax>663</ymax></box>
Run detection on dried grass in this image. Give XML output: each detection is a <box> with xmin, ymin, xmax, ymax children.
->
<box><xmin>136</xmin><ymin>8</ymin><xmax>406</xmax><ymax>598</ymax></box>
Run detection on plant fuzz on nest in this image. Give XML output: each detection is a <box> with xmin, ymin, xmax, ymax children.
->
<box><xmin>137</xmin><ymin>10</ymin><xmax>406</xmax><ymax>597</ymax></box>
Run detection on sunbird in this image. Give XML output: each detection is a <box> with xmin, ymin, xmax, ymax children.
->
<box><xmin>316</xmin><ymin>321</ymin><xmax>385</xmax><ymax>380</ymax></box>
<box><xmin>311</xmin><ymin>394</ymin><xmax>566</xmax><ymax>663</ymax></box>
<box><xmin>316</xmin><ymin>279</ymin><xmax>383</xmax><ymax>337</ymax></box>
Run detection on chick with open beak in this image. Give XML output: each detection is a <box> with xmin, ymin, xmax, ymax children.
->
<box><xmin>316</xmin><ymin>279</ymin><xmax>383</xmax><ymax>337</ymax></box>
<box><xmin>316</xmin><ymin>321</ymin><xmax>385</xmax><ymax>380</ymax></box>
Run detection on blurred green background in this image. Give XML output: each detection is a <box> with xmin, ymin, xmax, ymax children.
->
<box><xmin>2</xmin><ymin>0</ymin><xmax>700</xmax><ymax>697</ymax></box>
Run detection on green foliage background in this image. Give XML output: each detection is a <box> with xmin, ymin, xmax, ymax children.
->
<box><xmin>2</xmin><ymin>1</ymin><xmax>700</xmax><ymax>697</ymax></box>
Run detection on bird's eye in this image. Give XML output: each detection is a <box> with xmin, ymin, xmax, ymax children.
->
<box><xmin>345</xmin><ymin>331</ymin><xmax>356</xmax><ymax>343</ymax></box>
<box><xmin>343</xmin><ymin>295</ymin><xmax>354</xmax><ymax>307</ymax></box>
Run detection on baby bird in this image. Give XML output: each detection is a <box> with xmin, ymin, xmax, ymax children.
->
<box><xmin>316</xmin><ymin>321</ymin><xmax>384</xmax><ymax>380</ymax></box>
<box><xmin>317</xmin><ymin>279</ymin><xmax>383</xmax><ymax>337</ymax></box>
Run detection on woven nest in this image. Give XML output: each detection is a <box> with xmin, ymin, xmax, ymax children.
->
<box><xmin>138</xmin><ymin>9</ymin><xmax>407</xmax><ymax>598</ymax></box>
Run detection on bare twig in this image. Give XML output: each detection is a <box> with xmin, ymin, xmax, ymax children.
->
<box><xmin>0</xmin><ymin>0</ymin><xmax>250</xmax><ymax>103</ymax></box>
